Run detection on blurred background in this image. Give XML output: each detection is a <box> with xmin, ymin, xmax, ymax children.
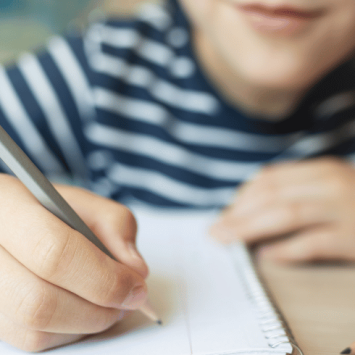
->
<box><xmin>0</xmin><ymin>0</ymin><xmax>152</xmax><ymax>64</ymax></box>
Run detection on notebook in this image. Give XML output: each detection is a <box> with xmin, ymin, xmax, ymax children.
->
<box><xmin>0</xmin><ymin>207</ymin><xmax>299</xmax><ymax>355</ymax></box>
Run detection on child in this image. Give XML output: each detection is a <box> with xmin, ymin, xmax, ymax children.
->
<box><xmin>0</xmin><ymin>0</ymin><xmax>355</xmax><ymax>351</ymax></box>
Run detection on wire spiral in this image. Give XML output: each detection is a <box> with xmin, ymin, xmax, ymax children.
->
<box><xmin>230</xmin><ymin>242</ymin><xmax>304</xmax><ymax>355</ymax></box>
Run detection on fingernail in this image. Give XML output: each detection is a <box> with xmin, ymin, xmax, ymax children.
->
<box><xmin>122</xmin><ymin>284</ymin><xmax>147</xmax><ymax>309</ymax></box>
<box><xmin>340</xmin><ymin>348</ymin><xmax>351</xmax><ymax>354</ymax></box>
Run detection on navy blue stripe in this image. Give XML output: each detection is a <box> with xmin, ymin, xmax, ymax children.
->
<box><xmin>6</xmin><ymin>64</ymin><xmax>70</xmax><ymax>172</ymax></box>
<box><xmin>95</xmin><ymin>109</ymin><xmax>279</xmax><ymax>161</ymax></box>
<box><xmin>66</xmin><ymin>35</ymin><xmax>98</xmax><ymax>92</ymax></box>
<box><xmin>109</xmin><ymin>150</ymin><xmax>240</xmax><ymax>188</ymax></box>
<box><xmin>101</xmin><ymin>42</ymin><xmax>171</xmax><ymax>79</ymax></box>
<box><xmin>315</xmin><ymin>138</ymin><xmax>355</xmax><ymax>157</ymax></box>
<box><xmin>38</xmin><ymin>50</ymin><xmax>90</xmax><ymax>161</ymax></box>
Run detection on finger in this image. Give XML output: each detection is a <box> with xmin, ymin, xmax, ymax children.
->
<box><xmin>0</xmin><ymin>202</ymin><xmax>147</xmax><ymax>311</ymax></box>
<box><xmin>211</xmin><ymin>200</ymin><xmax>334</xmax><ymax>244</ymax></box>
<box><xmin>229</xmin><ymin>158</ymin><xmax>347</xmax><ymax>216</ymax></box>
<box><xmin>56</xmin><ymin>185</ymin><xmax>148</xmax><ymax>278</ymax></box>
<box><xmin>255</xmin><ymin>158</ymin><xmax>344</xmax><ymax>186</ymax></box>
<box><xmin>0</xmin><ymin>312</ymin><xmax>84</xmax><ymax>353</ymax></box>
<box><xmin>0</xmin><ymin>246</ymin><xmax>128</xmax><ymax>334</ymax></box>
<box><xmin>256</xmin><ymin>225</ymin><xmax>352</xmax><ymax>263</ymax></box>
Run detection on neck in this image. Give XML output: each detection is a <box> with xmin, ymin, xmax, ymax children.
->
<box><xmin>193</xmin><ymin>30</ymin><xmax>306</xmax><ymax>121</ymax></box>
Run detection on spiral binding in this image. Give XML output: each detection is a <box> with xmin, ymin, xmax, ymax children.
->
<box><xmin>229</xmin><ymin>241</ymin><xmax>304</xmax><ymax>355</ymax></box>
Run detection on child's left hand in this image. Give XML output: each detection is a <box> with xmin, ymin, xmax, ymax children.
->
<box><xmin>210</xmin><ymin>157</ymin><xmax>355</xmax><ymax>263</ymax></box>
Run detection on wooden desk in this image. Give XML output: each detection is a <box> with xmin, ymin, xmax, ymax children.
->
<box><xmin>259</xmin><ymin>260</ymin><xmax>355</xmax><ymax>355</ymax></box>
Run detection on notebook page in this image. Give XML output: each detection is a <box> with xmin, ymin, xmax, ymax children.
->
<box><xmin>0</xmin><ymin>208</ymin><xmax>292</xmax><ymax>355</ymax></box>
<box><xmin>136</xmin><ymin>208</ymin><xmax>290</xmax><ymax>355</ymax></box>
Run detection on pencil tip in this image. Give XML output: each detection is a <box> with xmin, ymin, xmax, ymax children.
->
<box><xmin>340</xmin><ymin>348</ymin><xmax>351</xmax><ymax>354</ymax></box>
<box><xmin>156</xmin><ymin>319</ymin><xmax>163</xmax><ymax>325</ymax></box>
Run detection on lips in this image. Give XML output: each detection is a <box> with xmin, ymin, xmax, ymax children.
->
<box><xmin>238</xmin><ymin>3</ymin><xmax>325</xmax><ymax>19</ymax></box>
<box><xmin>235</xmin><ymin>2</ymin><xmax>326</xmax><ymax>36</ymax></box>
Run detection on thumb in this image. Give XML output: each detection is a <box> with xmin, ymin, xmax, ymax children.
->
<box><xmin>99</xmin><ymin>208</ymin><xmax>149</xmax><ymax>279</ymax></box>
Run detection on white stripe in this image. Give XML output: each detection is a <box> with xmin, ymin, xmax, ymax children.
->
<box><xmin>18</xmin><ymin>53</ymin><xmax>88</xmax><ymax>178</ymax></box>
<box><xmin>136</xmin><ymin>38</ymin><xmax>173</xmax><ymax>66</ymax></box>
<box><xmin>137</xmin><ymin>2</ymin><xmax>172</xmax><ymax>31</ymax></box>
<box><xmin>93</xmin><ymin>25</ymin><xmax>140</xmax><ymax>48</ymax></box>
<box><xmin>108</xmin><ymin>163</ymin><xmax>235</xmax><ymax>207</ymax></box>
<box><xmin>0</xmin><ymin>66</ymin><xmax>65</xmax><ymax>174</ymax></box>
<box><xmin>94</xmin><ymin>87</ymin><xmax>167</xmax><ymax>123</ymax></box>
<box><xmin>93</xmin><ymin>87</ymin><xmax>300</xmax><ymax>152</ymax></box>
<box><xmin>90</xmin><ymin>176</ymin><xmax>119</xmax><ymax>197</ymax></box>
<box><xmin>151</xmin><ymin>80</ymin><xmax>218</xmax><ymax>114</ymax></box>
<box><xmin>173</xmin><ymin>123</ymin><xmax>300</xmax><ymax>151</ymax></box>
<box><xmin>91</xmin><ymin>24</ymin><xmax>174</xmax><ymax>67</ymax></box>
<box><xmin>90</xmin><ymin>53</ymin><xmax>150</xmax><ymax>86</ymax></box>
<box><xmin>48</xmin><ymin>36</ymin><xmax>96</xmax><ymax>121</ymax></box>
<box><xmin>84</xmin><ymin>25</ymin><xmax>103</xmax><ymax>60</ymax></box>
<box><xmin>90</xmin><ymin>52</ymin><xmax>218</xmax><ymax>114</ymax></box>
<box><xmin>85</xmin><ymin>123</ymin><xmax>260</xmax><ymax>181</ymax></box>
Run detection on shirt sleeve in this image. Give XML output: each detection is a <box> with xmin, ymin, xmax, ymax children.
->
<box><xmin>0</xmin><ymin>33</ymin><xmax>96</xmax><ymax>181</ymax></box>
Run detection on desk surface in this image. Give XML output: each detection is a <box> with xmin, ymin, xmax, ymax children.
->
<box><xmin>259</xmin><ymin>260</ymin><xmax>355</xmax><ymax>355</ymax></box>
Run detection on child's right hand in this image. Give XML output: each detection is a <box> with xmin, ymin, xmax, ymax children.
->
<box><xmin>0</xmin><ymin>174</ymin><xmax>148</xmax><ymax>352</ymax></box>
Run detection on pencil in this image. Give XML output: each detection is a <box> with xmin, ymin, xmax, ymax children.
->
<box><xmin>0</xmin><ymin>124</ymin><xmax>161</xmax><ymax>324</ymax></box>
<box><xmin>340</xmin><ymin>343</ymin><xmax>355</xmax><ymax>355</ymax></box>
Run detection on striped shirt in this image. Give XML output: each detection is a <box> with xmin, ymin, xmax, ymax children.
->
<box><xmin>0</xmin><ymin>0</ymin><xmax>355</xmax><ymax>208</ymax></box>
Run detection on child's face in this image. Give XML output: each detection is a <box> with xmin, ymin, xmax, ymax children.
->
<box><xmin>179</xmin><ymin>0</ymin><xmax>355</xmax><ymax>92</ymax></box>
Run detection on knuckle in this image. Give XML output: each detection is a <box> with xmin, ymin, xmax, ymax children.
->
<box><xmin>33</xmin><ymin>228</ymin><xmax>77</xmax><ymax>281</ymax></box>
<box><xmin>16</xmin><ymin>284</ymin><xmax>57</xmax><ymax>330</ymax></box>
<box><xmin>96</xmin><ymin>268</ymin><xmax>136</xmax><ymax>307</ymax></box>
<box><xmin>123</xmin><ymin>207</ymin><xmax>137</xmax><ymax>231</ymax></box>
<box><xmin>106</xmin><ymin>205</ymin><xmax>137</xmax><ymax>240</ymax></box>
<box><xmin>118</xmin><ymin>205</ymin><xmax>137</xmax><ymax>228</ymax></box>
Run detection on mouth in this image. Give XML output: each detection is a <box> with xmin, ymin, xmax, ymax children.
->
<box><xmin>238</xmin><ymin>3</ymin><xmax>325</xmax><ymax>19</ymax></box>
<box><xmin>235</xmin><ymin>2</ymin><xmax>326</xmax><ymax>36</ymax></box>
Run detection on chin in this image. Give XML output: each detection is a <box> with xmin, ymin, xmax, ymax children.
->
<box><xmin>248</xmin><ymin>74</ymin><xmax>314</xmax><ymax>91</ymax></box>
<box><xmin>238</xmin><ymin>62</ymin><xmax>324</xmax><ymax>92</ymax></box>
